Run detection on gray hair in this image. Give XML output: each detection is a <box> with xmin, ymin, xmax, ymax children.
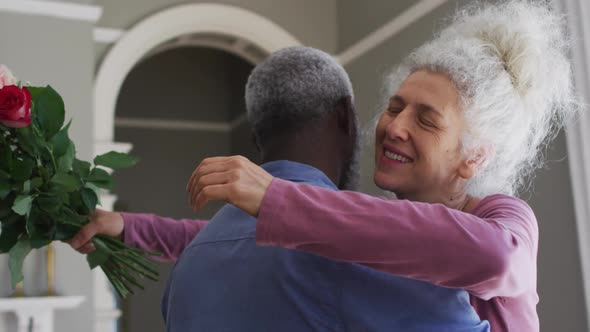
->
<box><xmin>245</xmin><ymin>46</ymin><xmax>354</xmax><ymax>140</ymax></box>
<box><xmin>245</xmin><ymin>46</ymin><xmax>360</xmax><ymax>190</ymax></box>
<box><xmin>383</xmin><ymin>0</ymin><xmax>580</xmax><ymax>197</ymax></box>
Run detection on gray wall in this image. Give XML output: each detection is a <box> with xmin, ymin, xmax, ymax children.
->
<box><xmin>113</xmin><ymin>47</ymin><xmax>254</xmax><ymax>332</ymax></box>
<box><xmin>0</xmin><ymin>11</ymin><xmax>96</xmax><ymax>332</ymax></box>
<box><xmin>338</xmin><ymin>0</ymin><xmax>588</xmax><ymax>331</ymax></box>
<box><xmin>228</xmin><ymin>56</ymin><xmax>259</xmax><ymax>162</ymax></box>
<box><xmin>94</xmin><ymin>0</ymin><xmax>338</xmax><ymax>66</ymax></box>
<box><xmin>529</xmin><ymin>131</ymin><xmax>588</xmax><ymax>332</ymax></box>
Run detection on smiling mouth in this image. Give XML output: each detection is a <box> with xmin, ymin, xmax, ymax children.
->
<box><xmin>383</xmin><ymin>150</ymin><xmax>413</xmax><ymax>163</ymax></box>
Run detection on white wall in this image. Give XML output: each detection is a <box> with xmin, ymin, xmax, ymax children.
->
<box><xmin>0</xmin><ymin>10</ymin><xmax>96</xmax><ymax>332</ymax></box>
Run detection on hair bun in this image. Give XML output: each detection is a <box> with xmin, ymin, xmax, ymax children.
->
<box><xmin>443</xmin><ymin>1</ymin><xmax>571</xmax><ymax>105</ymax></box>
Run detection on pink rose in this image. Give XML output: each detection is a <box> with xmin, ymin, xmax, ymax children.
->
<box><xmin>0</xmin><ymin>86</ymin><xmax>32</xmax><ymax>128</ymax></box>
<box><xmin>0</xmin><ymin>65</ymin><xmax>17</xmax><ymax>89</ymax></box>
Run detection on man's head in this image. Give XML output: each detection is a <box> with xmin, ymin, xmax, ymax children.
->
<box><xmin>245</xmin><ymin>46</ymin><xmax>360</xmax><ymax>190</ymax></box>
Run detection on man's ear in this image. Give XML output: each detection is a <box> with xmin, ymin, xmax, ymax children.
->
<box><xmin>335</xmin><ymin>96</ymin><xmax>356</xmax><ymax>138</ymax></box>
<box><xmin>251</xmin><ymin>131</ymin><xmax>261</xmax><ymax>153</ymax></box>
<box><xmin>458</xmin><ymin>145</ymin><xmax>494</xmax><ymax>180</ymax></box>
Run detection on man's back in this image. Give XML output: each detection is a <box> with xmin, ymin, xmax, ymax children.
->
<box><xmin>162</xmin><ymin>161</ymin><xmax>489</xmax><ymax>332</ymax></box>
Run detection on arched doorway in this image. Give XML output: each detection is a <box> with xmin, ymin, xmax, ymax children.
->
<box><xmin>113</xmin><ymin>45</ymin><xmax>257</xmax><ymax>332</ymax></box>
<box><xmin>94</xmin><ymin>3</ymin><xmax>300</xmax><ymax>148</ymax></box>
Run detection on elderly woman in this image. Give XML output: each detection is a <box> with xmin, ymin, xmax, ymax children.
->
<box><xmin>185</xmin><ymin>2</ymin><xmax>578</xmax><ymax>332</ymax></box>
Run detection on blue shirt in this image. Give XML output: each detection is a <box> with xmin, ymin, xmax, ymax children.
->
<box><xmin>162</xmin><ymin>160</ymin><xmax>490</xmax><ymax>332</ymax></box>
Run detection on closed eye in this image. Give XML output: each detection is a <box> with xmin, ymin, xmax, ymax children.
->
<box><xmin>419</xmin><ymin>117</ymin><xmax>437</xmax><ymax>128</ymax></box>
<box><xmin>387</xmin><ymin>107</ymin><xmax>403</xmax><ymax>114</ymax></box>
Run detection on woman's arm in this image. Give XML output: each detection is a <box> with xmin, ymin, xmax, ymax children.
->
<box><xmin>256</xmin><ymin>178</ymin><xmax>538</xmax><ymax>300</ymax></box>
<box><xmin>122</xmin><ymin>213</ymin><xmax>208</xmax><ymax>261</ymax></box>
<box><xmin>187</xmin><ymin>156</ymin><xmax>537</xmax><ymax>299</ymax></box>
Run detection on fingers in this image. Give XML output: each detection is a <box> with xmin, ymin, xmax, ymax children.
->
<box><xmin>187</xmin><ymin>156</ymin><xmax>249</xmax><ymax>192</ymax></box>
<box><xmin>189</xmin><ymin>171</ymin><xmax>234</xmax><ymax>210</ymax></box>
<box><xmin>78</xmin><ymin>242</ymin><xmax>96</xmax><ymax>254</ymax></box>
<box><xmin>68</xmin><ymin>222</ymin><xmax>99</xmax><ymax>250</ymax></box>
<box><xmin>194</xmin><ymin>184</ymin><xmax>231</xmax><ymax>211</ymax></box>
<box><xmin>187</xmin><ymin>157</ymin><xmax>231</xmax><ymax>192</ymax></box>
<box><xmin>187</xmin><ymin>155</ymin><xmax>264</xmax><ymax>213</ymax></box>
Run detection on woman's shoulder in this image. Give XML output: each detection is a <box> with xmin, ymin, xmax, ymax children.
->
<box><xmin>472</xmin><ymin>194</ymin><xmax>536</xmax><ymax>223</ymax></box>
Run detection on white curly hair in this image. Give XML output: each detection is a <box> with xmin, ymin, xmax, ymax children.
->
<box><xmin>382</xmin><ymin>0</ymin><xmax>580</xmax><ymax>197</ymax></box>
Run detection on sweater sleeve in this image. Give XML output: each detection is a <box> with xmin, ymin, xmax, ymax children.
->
<box><xmin>256</xmin><ymin>178</ymin><xmax>538</xmax><ymax>300</ymax></box>
<box><xmin>121</xmin><ymin>212</ymin><xmax>208</xmax><ymax>262</ymax></box>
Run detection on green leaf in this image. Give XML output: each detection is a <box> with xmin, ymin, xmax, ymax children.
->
<box><xmin>30</xmin><ymin>235</ymin><xmax>51</xmax><ymax>249</ymax></box>
<box><xmin>21</xmin><ymin>180</ymin><xmax>30</xmax><ymax>193</ymax></box>
<box><xmin>51</xmin><ymin>120</ymin><xmax>72</xmax><ymax>157</ymax></box>
<box><xmin>30</xmin><ymin>177</ymin><xmax>43</xmax><ymax>190</ymax></box>
<box><xmin>0</xmin><ymin>204</ymin><xmax>13</xmax><ymax>219</ymax></box>
<box><xmin>94</xmin><ymin>151</ymin><xmax>139</xmax><ymax>169</ymax></box>
<box><xmin>86</xmin><ymin>168</ymin><xmax>113</xmax><ymax>190</ymax></box>
<box><xmin>8</xmin><ymin>237</ymin><xmax>32</xmax><ymax>288</ymax></box>
<box><xmin>25</xmin><ymin>205</ymin><xmax>40</xmax><ymax>235</ymax></box>
<box><xmin>86</xmin><ymin>238</ymin><xmax>111</xmax><ymax>269</ymax></box>
<box><xmin>0</xmin><ymin>180</ymin><xmax>11</xmax><ymax>199</ymax></box>
<box><xmin>69</xmin><ymin>191</ymin><xmax>89</xmax><ymax>215</ymax></box>
<box><xmin>12</xmin><ymin>195</ymin><xmax>33</xmax><ymax>216</ymax></box>
<box><xmin>26</xmin><ymin>206</ymin><xmax>54</xmax><ymax>248</ymax></box>
<box><xmin>57</xmin><ymin>143</ymin><xmax>75</xmax><ymax>172</ymax></box>
<box><xmin>46</xmin><ymin>185</ymin><xmax>69</xmax><ymax>205</ymax></box>
<box><xmin>0</xmin><ymin>145</ymin><xmax>13</xmax><ymax>172</ymax></box>
<box><xmin>87</xmin><ymin>167</ymin><xmax>110</xmax><ymax>182</ymax></box>
<box><xmin>72</xmin><ymin>159</ymin><xmax>91</xmax><ymax>178</ymax></box>
<box><xmin>36</xmin><ymin>195</ymin><xmax>62</xmax><ymax>214</ymax></box>
<box><xmin>53</xmin><ymin>223</ymin><xmax>78</xmax><ymax>241</ymax></box>
<box><xmin>0</xmin><ymin>222</ymin><xmax>24</xmax><ymax>253</ymax></box>
<box><xmin>27</xmin><ymin>86</ymin><xmax>45</xmax><ymax>100</ymax></box>
<box><xmin>81</xmin><ymin>187</ymin><xmax>98</xmax><ymax>211</ymax></box>
<box><xmin>34</xmin><ymin>86</ymin><xmax>65</xmax><ymax>140</ymax></box>
<box><xmin>50</xmin><ymin>173</ymin><xmax>80</xmax><ymax>192</ymax></box>
<box><xmin>59</xmin><ymin>206</ymin><xmax>87</xmax><ymax>226</ymax></box>
<box><xmin>15</xmin><ymin>126</ymin><xmax>40</xmax><ymax>157</ymax></box>
<box><xmin>84</xmin><ymin>182</ymin><xmax>102</xmax><ymax>206</ymax></box>
<box><xmin>11</xmin><ymin>157</ymin><xmax>35</xmax><ymax>182</ymax></box>
<box><xmin>0</xmin><ymin>213</ymin><xmax>22</xmax><ymax>227</ymax></box>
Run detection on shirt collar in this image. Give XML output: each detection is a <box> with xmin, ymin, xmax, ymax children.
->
<box><xmin>261</xmin><ymin>160</ymin><xmax>337</xmax><ymax>190</ymax></box>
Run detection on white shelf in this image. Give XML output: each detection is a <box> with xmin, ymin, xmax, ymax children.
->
<box><xmin>0</xmin><ymin>296</ymin><xmax>85</xmax><ymax>332</ymax></box>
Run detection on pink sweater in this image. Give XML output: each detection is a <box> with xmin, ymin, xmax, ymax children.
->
<box><xmin>122</xmin><ymin>178</ymin><xmax>539</xmax><ymax>332</ymax></box>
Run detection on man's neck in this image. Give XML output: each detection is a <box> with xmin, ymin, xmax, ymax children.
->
<box><xmin>261</xmin><ymin>133</ymin><xmax>343</xmax><ymax>188</ymax></box>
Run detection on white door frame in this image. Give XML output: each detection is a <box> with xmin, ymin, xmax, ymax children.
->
<box><xmin>94</xmin><ymin>3</ymin><xmax>301</xmax><ymax>146</ymax></box>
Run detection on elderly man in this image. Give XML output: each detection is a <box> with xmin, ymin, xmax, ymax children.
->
<box><xmin>70</xmin><ymin>46</ymin><xmax>489</xmax><ymax>331</ymax></box>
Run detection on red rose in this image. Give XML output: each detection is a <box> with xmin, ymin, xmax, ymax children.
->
<box><xmin>0</xmin><ymin>85</ymin><xmax>32</xmax><ymax>128</ymax></box>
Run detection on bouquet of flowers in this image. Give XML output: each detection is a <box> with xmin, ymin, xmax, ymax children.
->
<box><xmin>0</xmin><ymin>65</ymin><xmax>159</xmax><ymax>298</ymax></box>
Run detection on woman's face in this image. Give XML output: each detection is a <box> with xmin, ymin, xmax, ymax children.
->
<box><xmin>374</xmin><ymin>70</ymin><xmax>471</xmax><ymax>202</ymax></box>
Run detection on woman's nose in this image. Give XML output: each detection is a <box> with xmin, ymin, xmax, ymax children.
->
<box><xmin>385</xmin><ymin>110</ymin><xmax>411</xmax><ymax>142</ymax></box>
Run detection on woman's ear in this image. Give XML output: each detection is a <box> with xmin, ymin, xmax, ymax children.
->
<box><xmin>458</xmin><ymin>145</ymin><xmax>494</xmax><ymax>180</ymax></box>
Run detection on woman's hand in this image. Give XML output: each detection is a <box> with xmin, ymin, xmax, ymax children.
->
<box><xmin>66</xmin><ymin>209</ymin><xmax>125</xmax><ymax>254</ymax></box>
<box><xmin>187</xmin><ymin>156</ymin><xmax>273</xmax><ymax>217</ymax></box>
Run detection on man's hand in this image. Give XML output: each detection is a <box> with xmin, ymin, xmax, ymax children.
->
<box><xmin>66</xmin><ymin>209</ymin><xmax>125</xmax><ymax>254</ymax></box>
<box><xmin>187</xmin><ymin>156</ymin><xmax>273</xmax><ymax>217</ymax></box>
